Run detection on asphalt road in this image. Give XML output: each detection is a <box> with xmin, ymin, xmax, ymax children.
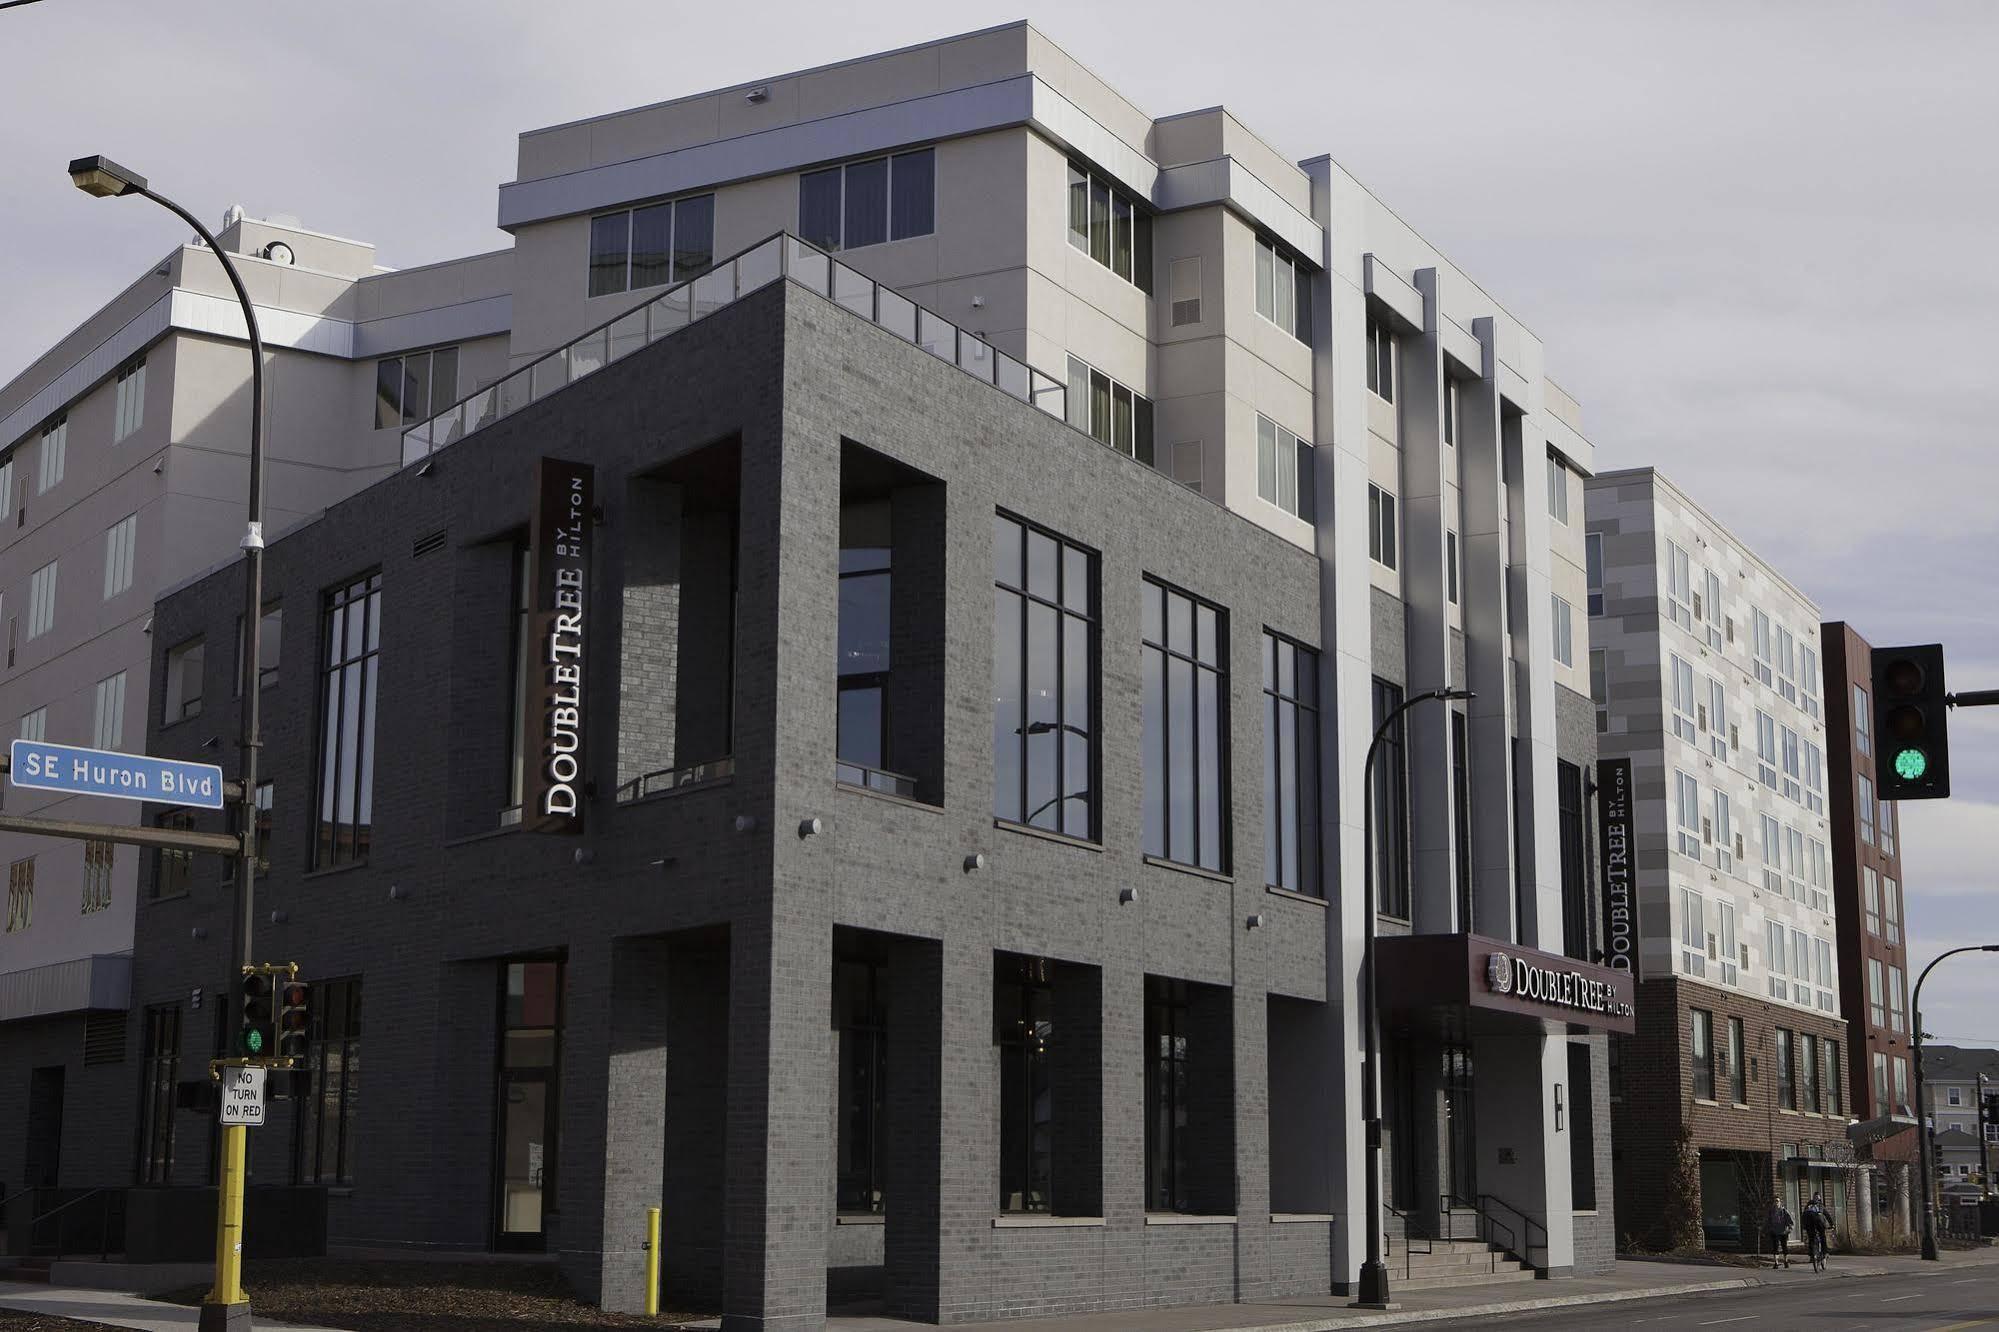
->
<box><xmin>1439</xmin><ymin>1265</ymin><xmax>1999</xmax><ymax>1330</ymax></box>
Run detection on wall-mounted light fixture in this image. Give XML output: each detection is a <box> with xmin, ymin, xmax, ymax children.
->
<box><xmin>964</xmin><ymin>852</ymin><xmax>987</xmax><ymax>874</ymax></box>
<box><xmin>1246</xmin><ymin>913</ymin><xmax>1265</xmax><ymax>930</ymax></box>
<box><xmin>799</xmin><ymin>816</ymin><xmax>824</xmax><ymax>839</ymax></box>
<box><xmin>388</xmin><ymin>884</ymin><xmax>409</xmax><ymax>901</ymax></box>
<box><xmin>268</xmin><ymin>909</ymin><xmax>287</xmax><ymax>925</ymax></box>
<box><xmin>734</xmin><ymin>814</ymin><xmax>758</xmax><ymax>834</ymax></box>
<box><xmin>1119</xmin><ymin>887</ymin><xmax>1138</xmax><ymax>905</ymax></box>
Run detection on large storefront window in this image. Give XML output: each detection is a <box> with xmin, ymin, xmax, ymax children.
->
<box><xmin>137</xmin><ymin>1005</ymin><xmax>180</xmax><ymax>1184</ymax></box>
<box><xmin>1142</xmin><ymin>579</ymin><xmax>1228</xmax><ymax>872</ymax></box>
<box><xmin>315</xmin><ymin>573</ymin><xmax>381</xmax><ymax>867</ymax></box>
<box><xmin>1262</xmin><ymin>633</ymin><xmax>1320</xmax><ymax>895</ymax></box>
<box><xmin>496</xmin><ymin>960</ymin><xmax>562</xmax><ymax>1248</ymax></box>
<box><xmin>996</xmin><ymin>956</ymin><xmax>1054</xmax><ymax>1213</ymax></box>
<box><xmin>294</xmin><ymin>977</ymin><xmax>361</xmax><ymax>1184</ymax></box>
<box><xmin>993</xmin><ymin>514</ymin><xmax>1098</xmax><ymax>838</ymax></box>
<box><xmin>835</xmin><ymin>959</ymin><xmax>886</xmax><ymax>1215</ymax></box>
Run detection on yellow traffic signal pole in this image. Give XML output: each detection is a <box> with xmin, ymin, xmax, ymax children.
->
<box><xmin>645</xmin><ymin>1206</ymin><xmax>662</xmax><ymax>1316</ymax></box>
<box><xmin>208</xmin><ymin>1121</ymin><xmax>249</xmax><ymax>1309</ymax></box>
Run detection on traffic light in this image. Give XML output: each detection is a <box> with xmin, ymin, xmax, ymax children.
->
<box><xmin>1872</xmin><ymin>643</ymin><xmax>1951</xmax><ymax>800</ymax></box>
<box><xmin>238</xmin><ymin>970</ymin><xmax>275</xmax><ymax>1058</ymax></box>
<box><xmin>278</xmin><ymin>978</ymin><xmax>311</xmax><ymax>1062</ymax></box>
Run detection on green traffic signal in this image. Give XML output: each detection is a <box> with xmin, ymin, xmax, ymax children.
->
<box><xmin>245</xmin><ymin>1028</ymin><xmax>264</xmax><ymax>1054</ymax></box>
<box><xmin>1892</xmin><ymin>747</ymin><xmax>1928</xmax><ymax>782</ymax></box>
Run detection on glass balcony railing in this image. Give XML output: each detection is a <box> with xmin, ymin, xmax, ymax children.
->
<box><xmin>402</xmin><ymin>233</ymin><xmax>1069</xmax><ymax>467</ymax></box>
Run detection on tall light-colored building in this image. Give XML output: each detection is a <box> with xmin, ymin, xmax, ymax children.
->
<box><xmin>1587</xmin><ymin>467</ymin><xmax>1853</xmax><ymax>1248</ymax></box>
<box><xmin>0</xmin><ymin>213</ymin><xmax>510</xmax><ymax>1184</ymax></box>
<box><xmin>7</xmin><ymin>22</ymin><xmax>1623</xmax><ymax>1319</ymax></box>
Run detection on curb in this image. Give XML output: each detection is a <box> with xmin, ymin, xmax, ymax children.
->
<box><xmin>1104</xmin><ymin>1279</ymin><xmax>1764</xmax><ymax>1332</ymax></box>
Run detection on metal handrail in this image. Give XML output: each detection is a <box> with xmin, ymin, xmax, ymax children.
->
<box><xmin>1383</xmin><ymin>1201</ymin><xmax>1432</xmax><ymax>1282</ymax></box>
<box><xmin>1442</xmin><ymin>1193</ymin><xmax>1499</xmax><ymax>1273</ymax></box>
<box><xmin>399</xmin><ymin>231</ymin><xmax>1071</xmax><ymax>467</ymax></box>
<box><xmin>1474</xmin><ymin>1192</ymin><xmax>1546</xmax><ymax>1269</ymax></box>
<box><xmin>26</xmin><ymin>1186</ymin><xmax>123</xmax><ymax>1260</ymax></box>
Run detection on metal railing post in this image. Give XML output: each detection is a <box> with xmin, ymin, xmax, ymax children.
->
<box><xmin>644</xmin><ymin>1205</ymin><xmax>662</xmax><ymax>1317</ymax></box>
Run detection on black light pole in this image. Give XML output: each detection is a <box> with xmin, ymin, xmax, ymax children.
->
<box><xmin>71</xmin><ymin>154</ymin><xmax>266</xmax><ymax>1330</ymax></box>
<box><xmin>1912</xmin><ymin>944</ymin><xmax>1999</xmax><ymax>1261</ymax></box>
<box><xmin>1980</xmin><ymin>1073</ymin><xmax>1992</xmax><ymax>1199</ymax></box>
<box><xmin>1353</xmin><ymin>685</ymin><xmax>1471</xmax><ymax>1309</ymax></box>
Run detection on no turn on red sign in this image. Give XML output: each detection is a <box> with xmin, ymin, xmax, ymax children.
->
<box><xmin>220</xmin><ymin>1065</ymin><xmax>266</xmax><ymax>1127</ymax></box>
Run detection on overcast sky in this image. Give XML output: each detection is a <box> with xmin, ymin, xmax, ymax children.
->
<box><xmin>4</xmin><ymin>1</ymin><xmax>1996</xmax><ymax>1042</ymax></box>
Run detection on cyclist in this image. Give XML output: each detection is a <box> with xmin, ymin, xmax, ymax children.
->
<box><xmin>1800</xmin><ymin>1194</ymin><xmax>1830</xmax><ymax>1272</ymax></box>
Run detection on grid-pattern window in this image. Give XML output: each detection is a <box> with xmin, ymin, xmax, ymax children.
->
<box><xmin>1893</xmin><ymin>1056</ymin><xmax>1911</xmax><ymax>1115</ymax></box>
<box><xmin>1776</xmin><ymin>1028</ymin><xmax>1796</xmax><ymax>1110</ymax></box>
<box><xmin>996</xmin><ymin>956</ymin><xmax>1054</xmax><ymax>1212</ymax></box>
<box><xmin>590</xmin><ymin>192</ymin><xmax>716</xmax><ymax>295</ymax></box>
<box><xmin>1552</xmin><ymin>596</ymin><xmax>1574</xmax><ymax>668</ymax></box>
<box><xmin>1761</xmin><ymin>814</ymin><xmax>1783</xmax><ymax>895</ymax></box>
<box><xmin>294</xmin><ymin>977</ymin><xmax>361</xmax><ymax>1184</ymax></box>
<box><xmin>1884</xmin><ymin>876</ymin><xmax>1902</xmax><ymax>945</ymax></box>
<box><xmin>81</xmin><ymin>839</ymin><xmax>113</xmax><ymax>914</ymax></box>
<box><xmin>1372</xmin><ymin>678</ymin><xmax>1410</xmax><ymax>919</ymax></box>
<box><xmin>1262</xmin><ymin>633</ymin><xmax>1319</xmax><ymax>895</ymax></box>
<box><xmin>1547</xmin><ymin>454</ymin><xmax>1568</xmax><ymax>523</ymax></box>
<box><xmin>1590</xmin><ymin>649</ymin><xmax>1608</xmax><ymax>733</ymax></box>
<box><xmin>19</xmin><ymin>708</ymin><xmax>45</xmax><ymax>743</ymax></box>
<box><xmin>805</xmin><ymin>146</ymin><xmax>937</xmax><ymax>252</ymax></box>
<box><xmin>1802</xmin><ymin>1033</ymin><xmax>1821</xmax><ymax>1113</ymax></box>
<box><xmin>1690</xmin><ymin>1009</ymin><xmax>1715</xmax><ymax>1100</ymax></box>
<box><xmin>1665</xmin><ymin>541</ymin><xmax>1693</xmax><ymax>631</ymax></box>
<box><xmin>1768</xmin><ymin>919</ymin><xmax>1789</xmax><ymax>1001</ymax></box>
<box><xmin>1855</xmin><ymin>685</ymin><xmax>1872</xmax><ymax>756</ymax></box>
<box><xmin>165</xmin><ymin>637</ymin><xmax>204</xmax><ymax>724</ymax></box>
<box><xmin>1366</xmin><ymin>309</ymin><xmax>1396</xmax><ymax>402</ymax></box>
<box><xmin>1863</xmin><ymin>866</ymin><xmax>1881</xmax><ymax>936</ymax></box>
<box><xmin>1800</xmin><ymin>644</ymin><xmax>1820</xmax><ymax>719</ymax></box>
<box><xmin>4</xmin><ymin>856</ymin><xmax>32</xmax><ymax>933</ymax></box>
<box><xmin>1703</xmin><ymin>568</ymin><xmax>1725</xmax><ymax>650</ymax></box>
<box><xmin>1826</xmin><ymin>1040</ymin><xmax>1842</xmax><ymax>1116</ymax></box>
<box><xmin>1253</xmin><ymin>236</ymin><xmax>1311</xmax><ymax>343</ymax></box>
<box><xmin>1709</xmin><ymin>677</ymin><xmax>1728</xmax><ymax>760</ymax></box>
<box><xmin>137</xmin><ymin>1005</ymin><xmax>179</xmax><ymax>1184</ymax></box>
<box><xmin>1753</xmin><ymin>609</ymin><xmax>1774</xmax><ymax>685</ymax></box>
<box><xmin>1859</xmin><ymin>773</ymin><xmax>1877</xmax><ymax>845</ymax></box>
<box><xmin>1815</xmin><ymin>936</ymin><xmax>1836</xmax><ymax>1013</ymax></box>
<box><xmin>1756</xmin><ymin>710</ymin><xmax>1778</xmax><ymax>788</ymax></box>
<box><xmin>1713</xmin><ymin>790</ymin><xmax>1734</xmax><ymax>874</ymax></box>
<box><xmin>1680</xmin><ymin>886</ymin><xmax>1706</xmax><ymax>976</ymax></box>
<box><xmin>0</xmin><ymin>451</ymin><xmax>13</xmax><ymax>519</ymax></box>
<box><xmin>102</xmin><ymin>514</ymin><xmax>137</xmax><ymax>599</ymax></box>
<box><xmin>152</xmin><ymin>809</ymin><xmax>194</xmax><ymax>899</ymax></box>
<box><xmin>1256</xmin><ymin>415</ymin><xmax>1314</xmax><ymax>520</ymax></box>
<box><xmin>1779</xmin><ymin>725</ymin><xmax>1802</xmax><ymax>802</ymax></box>
<box><xmin>113</xmin><ymin>361</ymin><xmax>146</xmax><ymax>442</ymax></box>
<box><xmin>1728</xmin><ymin>1017</ymin><xmax>1748</xmax><ymax>1103</ymax></box>
<box><xmin>1804</xmin><ymin>741</ymin><xmax>1825</xmax><ymax>814</ymax></box>
<box><xmin>1776</xmin><ymin>625</ymin><xmax>1798</xmax><ymax>704</ymax></box>
<box><xmin>1585</xmin><ymin>533</ymin><xmax>1604</xmax><ymax>615</ymax></box>
<box><xmin>1064</xmin><ymin>357</ymin><xmax>1154</xmax><ymax>463</ymax></box>
<box><xmin>1791</xmin><ymin>927</ymin><xmax>1811</xmax><ymax>1006</ymax></box>
<box><xmin>1367</xmin><ymin>484</ymin><xmax>1397</xmax><ymax>569</ymax></box>
<box><xmin>314</xmin><ymin>573</ymin><xmax>382</xmax><ymax>868</ymax></box>
<box><xmin>1888</xmin><ymin>964</ymin><xmax>1906</xmax><ymax>1033</ymax></box>
<box><xmin>836</xmin><ymin>500</ymin><xmax>893</xmax><ymax>787</ymax></box>
<box><xmin>1881</xmin><ymin>802</ymin><xmax>1897</xmax><ymax>857</ymax></box>
<box><xmin>1143</xmin><ymin>579</ymin><xmax>1228</xmax><ymax>872</ymax></box>
<box><xmin>1064</xmin><ymin>161</ymin><xmax>1151</xmax><ymax>290</ymax></box>
<box><xmin>37</xmin><ymin>418</ymin><xmax>66</xmax><ymax>493</ymax></box>
<box><xmin>92</xmin><ymin>671</ymin><xmax>125</xmax><ymax>750</ymax></box>
<box><xmin>1868</xmin><ymin>958</ymin><xmax>1886</xmax><ymax>1027</ymax></box>
<box><xmin>27</xmin><ymin>560</ymin><xmax>57</xmax><ymax>640</ymax></box>
<box><xmin>993</xmin><ymin>515</ymin><xmax>1097</xmax><ymax>840</ymax></box>
<box><xmin>1786</xmin><ymin>826</ymin><xmax>1808</xmax><ymax>903</ymax></box>
<box><xmin>1674</xmin><ymin>771</ymin><xmax>1701</xmax><ymax>858</ymax></box>
<box><xmin>1670</xmin><ymin>655</ymin><xmax>1697</xmax><ymax>742</ymax></box>
<box><xmin>1144</xmin><ymin>977</ymin><xmax>1192</xmax><ymax>1211</ymax></box>
<box><xmin>374</xmin><ymin>347</ymin><xmax>459</xmax><ymax>430</ymax></box>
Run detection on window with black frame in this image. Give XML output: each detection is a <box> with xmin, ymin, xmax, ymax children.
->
<box><xmin>996</xmin><ymin>955</ymin><xmax>1054</xmax><ymax>1213</ymax></box>
<box><xmin>835</xmin><ymin>959</ymin><xmax>886</xmax><ymax>1215</ymax></box>
<box><xmin>1142</xmin><ymin>579</ymin><xmax>1228</xmax><ymax>872</ymax></box>
<box><xmin>1558</xmin><ymin>760</ymin><xmax>1589</xmax><ymax>959</ymax></box>
<box><xmin>1690</xmin><ymin>1009</ymin><xmax>1715</xmax><ymax>1101</ymax></box>
<box><xmin>993</xmin><ymin>513</ymin><xmax>1097</xmax><ymax>839</ymax></box>
<box><xmin>1451</xmin><ymin>710</ymin><xmax>1473</xmax><ymax>929</ymax></box>
<box><xmin>1145</xmin><ymin>977</ymin><xmax>1190</xmax><ymax>1211</ymax></box>
<box><xmin>315</xmin><ymin>573</ymin><xmax>381</xmax><ymax>868</ymax></box>
<box><xmin>1263</xmin><ymin>633</ymin><xmax>1320</xmax><ymax>895</ymax></box>
<box><xmin>1777</xmin><ymin>1028</ymin><xmax>1796</xmax><ymax>1110</ymax></box>
<box><xmin>800</xmin><ymin>150</ymin><xmax>934</xmax><ymax>253</ymax></box>
<box><xmin>837</xmin><ymin>499</ymin><xmax>897</xmax><ymax>791</ymax></box>
<box><xmin>137</xmin><ymin>1005</ymin><xmax>180</xmax><ymax>1184</ymax></box>
<box><xmin>1372</xmin><ymin>679</ymin><xmax>1410</xmax><ymax>918</ymax></box>
<box><xmin>152</xmin><ymin>809</ymin><xmax>195</xmax><ymax>899</ymax></box>
<box><xmin>294</xmin><ymin>977</ymin><xmax>360</xmax><ymax>1185</ymax></box>
<box><xmin>588</xmin><ymin>193</ymin><xmax>715</xmax><ymax>297</ymax></box>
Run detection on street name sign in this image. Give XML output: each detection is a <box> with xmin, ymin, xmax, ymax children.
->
<box><xmin>220</xmin><ymin>1065</ymin><xmax>266</xmax><ymax>1127</ymax></box>
<box><xmin>8</xmin><ymin>739</ymin><xmax>225</xmax><ymax>810</ymax></box>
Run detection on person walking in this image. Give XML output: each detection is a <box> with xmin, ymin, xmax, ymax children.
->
<box><xmin>1767</xmin><ymin>1200</ymin><xmax>1795</xmax><ymax>1268</ymax></box>
<box><xmin>1800</xmin><ymin>1194</ymin><xmax>1831</xmax><ymax>1272</ymax></box>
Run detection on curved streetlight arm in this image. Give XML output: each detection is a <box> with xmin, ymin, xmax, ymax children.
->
<box><xmin>1911</xmin><ymin>943</ymin><xmax>1999</xmax><ymax>1260</ymax></box>
<box><xmin>1354</xmin><ymin>684</ymin><xmax>1472</xmax><ymax>1307</ymax></box>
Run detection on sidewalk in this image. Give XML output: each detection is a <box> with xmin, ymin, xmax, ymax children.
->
<box><xmin>807</xmin><ymin>1245</ymin><xmax>1999</xmax><ymax>1332</ymax></box>
<box><xmin>0</xmin><ymin>1282</ymin><xmax>350</xmax><ymax>1332</ymax></box>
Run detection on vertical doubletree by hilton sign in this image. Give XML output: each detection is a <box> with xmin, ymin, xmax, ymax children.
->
<box><xmin>1596</xmin><ymin>757</ymin><xmax>1634</xmax><ymax>974</ymax></box>
<box><xmin>523</xmin><ymin>458</ymin><xmax>594</xmax><ymax>833</ymax></box>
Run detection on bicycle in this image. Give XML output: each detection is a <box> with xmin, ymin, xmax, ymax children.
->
<box><xmin>1805</xmin><ymin>1229</ymin><xmax>1827</xmax><ymax>1273</ymax></box>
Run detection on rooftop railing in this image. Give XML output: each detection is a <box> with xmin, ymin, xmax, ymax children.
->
<box><xmin>401</xmin><ymin>233</ymin><xmax>1069</xmax><ymax>467</ymax></box>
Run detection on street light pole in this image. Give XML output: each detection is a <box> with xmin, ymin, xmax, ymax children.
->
<box><xmin>1910</xmin><ymin>943</ymin><xmax>1999</xmax><ymax>1261</ymax></box>
<box><xmin>71</xmin><ymin>155</ymin><xmax>267</xmax><ymax>1332</ymax></box>
<box><xmin>1353</xmin><ymin>685</ymin><xmax>1471</xmax><ymax>1310</ymax></box>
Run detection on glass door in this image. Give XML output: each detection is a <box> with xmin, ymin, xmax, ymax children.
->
<box><xmin>494</xmin><ymin>959</ymin><xmax>561</xmax><ymax>1250</ymax></box>
<box><xmin>1443</xmin><ymin>1043</ymin><xmax>1476</xmax><ymax>1204</ymax></box>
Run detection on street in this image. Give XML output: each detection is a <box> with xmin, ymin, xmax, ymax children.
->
<box><xmin>1451</xmin><ymin>1266</ymin><xmax>1999</xmax><ymax>1330</ymax></box>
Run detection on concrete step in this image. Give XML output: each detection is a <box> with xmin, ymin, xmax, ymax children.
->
<box><xmin>1393</xmin><ymin>1264</ymin><xmax>1540</xmax><ymax>1292</ymax></box>
<box><xmin>1402</xmin><ymin>1249</ymin><xmax>1525</xmax><ymax>1274</ymax></box>
<box><xmin>4</xmin><ymin>1258</ymin><xmax>53</xmax><ymax>1284</ymax></box>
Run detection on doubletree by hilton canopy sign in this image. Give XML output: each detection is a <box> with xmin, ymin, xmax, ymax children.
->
<box><xmin>522</xmin><ymin>458</ymin><xmax>594</xmax><ymax>833</ymax></box>
<box><xmin>1377</xmin><ymin>933</ymin><xmax>1637</xmax><ymax>1035</ymax></box>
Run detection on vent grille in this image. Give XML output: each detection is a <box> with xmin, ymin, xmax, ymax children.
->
<box><xmin>411</xmin><ymin>529</ymin><xmax>447</xmax><ymax>559</ymax></box>
<box><xmin>83</xmin><ymin>1009</ymin><xmax>127</xmax><ymax>1065</ymax></box>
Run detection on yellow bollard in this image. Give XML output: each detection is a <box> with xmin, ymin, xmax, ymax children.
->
<box><xmin>644</xmin><ymin>1205</ymin><xmax>662</xmax><ymax>1316</ymax></box>
<box><xmin>206</xmin><ymin>1122</ymin><xmax>249</xmax><ymax>1309</ymax></box>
